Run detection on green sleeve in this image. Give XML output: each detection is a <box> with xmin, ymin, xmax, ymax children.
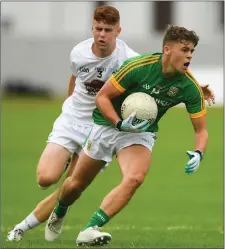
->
<box><xmin>184</xmin><ymin>74</ymin><xmax>206</xmax><ymax>118</ymax></box>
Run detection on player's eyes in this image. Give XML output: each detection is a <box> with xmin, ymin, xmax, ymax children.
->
<box><xmin>105</xmin><ymin>29</ymin><xmax>112</xmax><ymax>32</ymax></box>
<box><xmin>182</xmin><ymin>48</ymin><xmax>188</xmax><ymax>52</ymax></box>
<box><xmin>182</xmin><ymin>48</ymin><xmax>195</xmax><ymax>54</ymax></box>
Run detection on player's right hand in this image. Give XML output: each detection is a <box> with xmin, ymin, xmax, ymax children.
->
<box><xmin>115</xmin><ymin>111</ymin><xmax>150</xmax><ymax>133</ymax></box>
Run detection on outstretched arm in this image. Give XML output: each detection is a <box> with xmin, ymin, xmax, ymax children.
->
<box><xmin>185</xmin><ymin>115</ymin><xmax>208</xmax><ymax>175</ymax></box>
<box><xmin>191</xmin><ymin>115</ymin><xmax>208</xmax><ymax>153</ymax></box>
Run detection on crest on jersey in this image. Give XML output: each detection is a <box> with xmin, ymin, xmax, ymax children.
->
<box><xmin>167</xmin><ymin>86</ymin><xmax>178</xmax><ymax>97</ymax></box>
<box><xmin>86</xmin><ymin>140</ymin><xmax>93</xmax><ymax>151</ymax></box>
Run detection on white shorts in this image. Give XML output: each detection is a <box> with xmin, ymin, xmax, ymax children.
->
<box><xmin>47</xmin><ymin>112</ymin><xmax>92</xmax><ymax>154</ymax></box>
<box><xmin>83</xmin><ymin>124</ymin><xmax>157</xmax><ymax>164</ymax></box>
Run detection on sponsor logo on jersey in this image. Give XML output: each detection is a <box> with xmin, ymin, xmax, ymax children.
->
<box><xmin>84</xmin><ymin>79</ymin><xmax>105</xmax><ymax>95</ymax></box>
<box><xmin>95</xmin><ymin>67</ymin><xmax>106</xmax><ymax>72</ymax></box>
<box><xmin>167</xmin><ymin>86</ymin><xmax>178</xmax><ymax>97</ymax></box>
<box><xmin>155</xmin><ymin>98</ymin><xmax>170</xmax><ymax>106</ymax></box>
<box><xmin>79</xmin><ymin>66</ymin><xmax>89</xmax><ymax>73</ymax></box>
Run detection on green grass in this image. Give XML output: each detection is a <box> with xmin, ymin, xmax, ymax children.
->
<box><xmin>1</xmin><ymin>97</ymin><xmax>224</xmax><ymax>248</ymax></box>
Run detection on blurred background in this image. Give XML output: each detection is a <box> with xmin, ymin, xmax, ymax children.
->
<box><xmin>1</xmin><ymin>1</ymin><xmax>224</xmax><ymax>102</ymax></box>
<box><xmin>1</xmin><ymin>2</ymin><xmax>224</xmax><ymax>248</ymax></box>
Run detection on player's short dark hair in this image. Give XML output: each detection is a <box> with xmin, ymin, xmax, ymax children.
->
<box><xmin>163</xmin><ymin>25</ymin><xmax>199</xmax><ymax>47</ymax></box>
<box><xmin>93</xmin><ymin>5</ymin><xmax>120</xmax><ymax>25</ymax></box>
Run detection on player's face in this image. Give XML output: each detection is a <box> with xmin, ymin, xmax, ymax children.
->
<box><xmin>165</xmin><ymin>41</ymin><xmax>195</xmax><ymax>73</ymax></box>
<box><xmin>92</xmin><ymin>20</ymin><xmax>121</xmax><ymax>51</ymax></box>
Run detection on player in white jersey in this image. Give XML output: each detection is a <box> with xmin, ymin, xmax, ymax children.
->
<box><xmin>61</xmin><ymin>37</ymin><xmax>139</xmax><ymax>127</ymax></box>
<box><xmin>6</xmin><ymin>6</ymin><xmax>138</xmax><ymax>242</ymax></box>
<box><xmin>7</xmin><ymin>5</ymin><xmax>215</xmax><ymax>242</ymax></box>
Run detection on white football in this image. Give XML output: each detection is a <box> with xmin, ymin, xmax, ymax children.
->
<box><xmin>121</xmin><ymin>92</ymin><xmax>158</xmax><ymax>125</ymax></box>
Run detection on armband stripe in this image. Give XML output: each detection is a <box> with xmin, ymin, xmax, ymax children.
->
<box><xmin>110</xmin><ymin>76</ymin><xmax>126</xmax><ymax>92</ymax></box>
<box><xmin>189</xmin><ymin>109</ymin><xmax>206</xmax><ymax>118</ymax></box>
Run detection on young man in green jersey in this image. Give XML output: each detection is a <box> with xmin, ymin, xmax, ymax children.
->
<box><xmin>46</xmin><ymin>26</ymin><xmax>209</xmax><ymax>246</ymax></box>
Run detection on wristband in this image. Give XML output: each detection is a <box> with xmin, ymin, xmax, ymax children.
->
<box><xmin>115</xmin><ymin>120</ymin><xmax>122</xmax><ymax>131</ymax></box>
<box><xmin>195</xmin><ymin>150</ymin><xmax>204</xmax><ymax>160</ymax></box>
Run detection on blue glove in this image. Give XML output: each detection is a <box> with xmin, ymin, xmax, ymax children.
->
<box><xmin>185</xmin><ymin>150</ymin><xmax>203</xmax><ymax>175</ymax></box>
<box><xmin>115</xmin><ymin>111</ymin><xmax>150</xmax><ymax>133</ymax></box>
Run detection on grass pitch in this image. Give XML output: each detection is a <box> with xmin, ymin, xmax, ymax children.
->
<box><xmin>1</xmin><ymin>97</ymin><xmax>223</xmax><ymax>248</ymax></box>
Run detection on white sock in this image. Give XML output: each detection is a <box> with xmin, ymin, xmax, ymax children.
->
<box><xmin>15</xmin><ymin>212</ymin><xmax>41</xmax><ymax>232</ymax></box>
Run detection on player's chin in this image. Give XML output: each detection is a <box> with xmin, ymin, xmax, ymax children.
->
<box><xmin>98</xmin><ymin>45</ymin><xmax>108</xmax><ymax>51</ymax></box>
<box><xmin>98</xmin><ymin>42</ymin><xmax>107</xmax><ymax>48</ymax></box>
<box><xmin>178</xmin><ymin>66</ymin><xmax>188</xmax><ymax>74</ymax></box>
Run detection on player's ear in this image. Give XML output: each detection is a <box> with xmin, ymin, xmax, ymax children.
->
<box><xmin>163</xmin><ymin>45</ymin><xmax>170</xmax><ymax>55</ymax></box>
<box><xmin>116</xmin><ymin>26</ymin><xmax>121</xmax><ymax>37</ymax></box>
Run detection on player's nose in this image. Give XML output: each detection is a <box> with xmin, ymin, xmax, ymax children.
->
<box><xmin>99</xmin><ymin>30</ymin><xmax>106</xmax><ymax>37</ymax></box>
<box><xmin>187</xmin><ymin>51</ymin><xmax>193</xmax><ymax>59</ymax></box>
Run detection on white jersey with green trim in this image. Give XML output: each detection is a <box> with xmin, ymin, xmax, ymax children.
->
<box><xmin>62</xmin><ymin>38</ymin><xmax>139</xmax><ymax>126</ymax></box>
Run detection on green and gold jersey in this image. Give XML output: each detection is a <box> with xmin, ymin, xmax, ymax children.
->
<box><xmin>93</xmin><ymin>53</ymin><xmax>206</xmax><ymax>132</ymax></box>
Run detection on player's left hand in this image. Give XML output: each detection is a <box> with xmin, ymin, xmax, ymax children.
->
<box><xmin>200</xmin><ymin>84</ymin><xmax>215</xmax><ymax>106</ymax></box>
<box><xmin>185</xmin><ymin>150</ymin><xmax>203</xmax><ymax>175</ymax></box>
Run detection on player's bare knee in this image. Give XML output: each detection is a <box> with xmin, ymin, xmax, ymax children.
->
<box><xmin>72</xmin><ymin>179</ymin><xmax>85</xmax><ymax>191</ymax></box>
<box><xmin>37</xmin><ymin>177</ymin><xmax>51</xmax><ymax>188</ymax></box>
<box><xmin>124</xmin><ymin>173</ymin><xmax>146</xmax><ymax>188</ymax></box>
<box><xmin>37</xmin><ymin>173</ymin><xmax>59</xmax><ymax>188</ymax></box>
<box><xmin>67</xmin><ymin>178</ymin><xmax>84</xmax><ymax>196</ymax></box>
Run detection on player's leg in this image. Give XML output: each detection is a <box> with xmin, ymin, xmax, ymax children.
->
<box><xmin>86</xmin><ymin>145</ymin><xmax>150</xmax><ymax>218</ymax></box>
<box><xmin>7</xmin><ymin>151</ymin><xmax>76</xmax><ymax>242</ymax></box>
<box><xmin>76</xmin><ymin>146</ymin><xmax>151</xmax><ymax>246</ymax></box>
<box><xmin>45</xmin><ymin>150</ymin><xmax>106</xmax><ymax>241</ymax></box>
<box><xmin>76</xmin><ymin>130</ymin><xmax>156</xmax><ymax>246</ymax></box>
<box><xmin>36</xmin><ymin>110</ymin><xmax>78</xmax><ymax>188</ymax></box>
<box><xmin>7</xmin><ymin>112</ymin><xmax>83</xmax><ymax>241</ymax></box>
<box><xmin>34</xmin><ymin>153</ymin><xmax>78</xmax><ymax>222</ymax></box>
<box><xmin>100</xmin><ymin>145</ymin><xmax>151</xmax><ymax>217</ymax></box>
<box><xmin>36</xmin><ymin>143</ymin><xmax>71</xmax><ymax>188</ymax></box>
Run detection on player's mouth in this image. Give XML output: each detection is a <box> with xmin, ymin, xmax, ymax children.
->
<box><xmin>183</xmin><ymin>62</ymin><xmax>190</xmax><ymax>70</ymax></box>
<box><xmin>99</xmin><ymin>40</ymin><xmax>106</xmax><ymax>45</ymax></box>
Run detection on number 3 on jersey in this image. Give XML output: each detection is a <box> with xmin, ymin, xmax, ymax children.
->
<box><xmin>97</xmin><ymin>70</ymin><xmax>103</xmax><ymax>78</ymax></box>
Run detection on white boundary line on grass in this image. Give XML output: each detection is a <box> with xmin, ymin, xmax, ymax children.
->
<box><xmin>1</xmin><ymin>225</ymin><xmax>224</xmax><ymax>234</ymax></box>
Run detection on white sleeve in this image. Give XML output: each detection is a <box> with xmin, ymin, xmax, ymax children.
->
<box><xmin>69</xmin><ymin>47</ymin><xmax>79</xmax><ymax>77</ymax></box>
<box><xmin>126</xmin><ymin>46</ymin><xmax>140</xmax><ymax>59</ymax></box>
<box><xmin>128</xmin><ymin>50</ymin><xmax>140</xmax><ymax>58</ymax></box>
